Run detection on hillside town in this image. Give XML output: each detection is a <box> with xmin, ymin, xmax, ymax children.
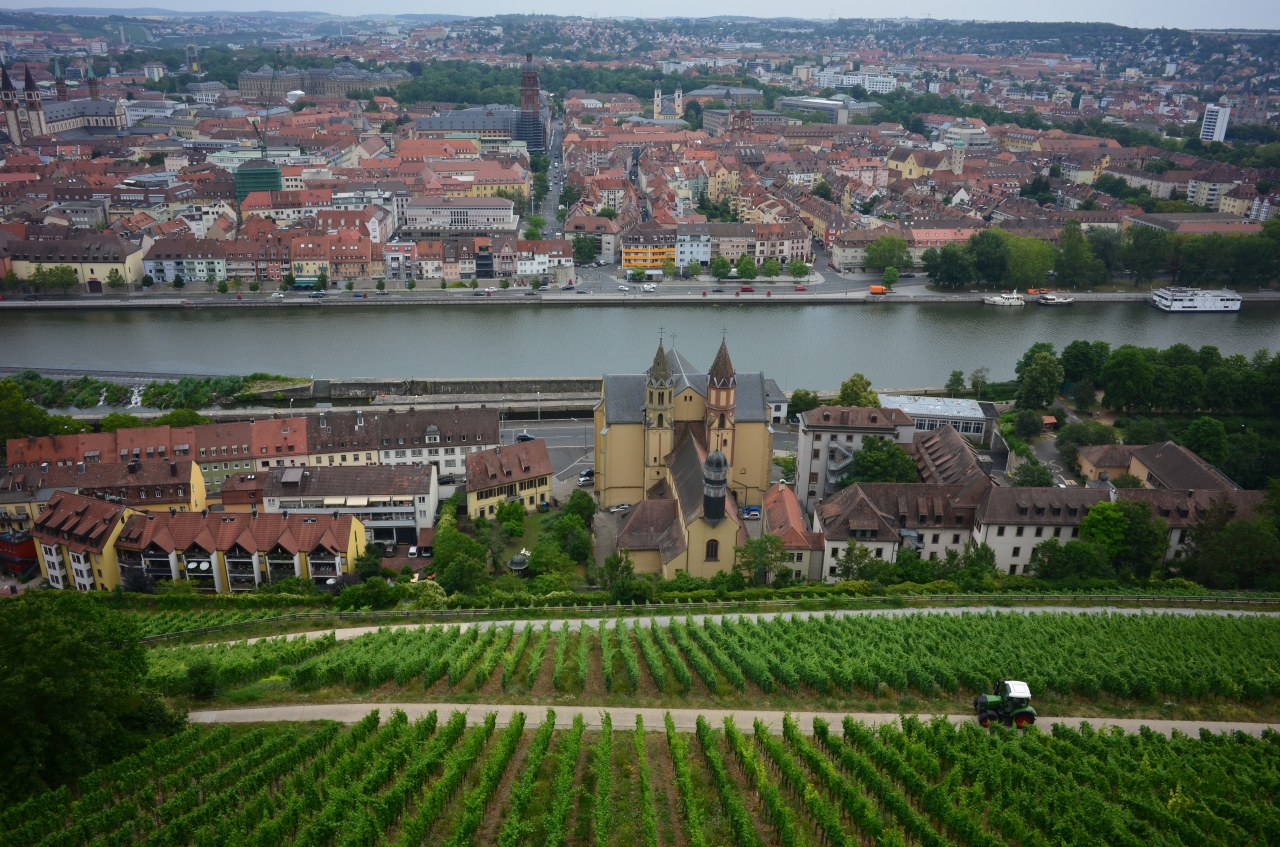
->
<box><xmin>0</xmin><ymin>13</ymin><xmax>1275</xmax><ymax>296</ymax></box>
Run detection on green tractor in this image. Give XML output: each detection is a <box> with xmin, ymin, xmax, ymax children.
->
<box><xmin>974</xmin><ymin>680</ymin><xmax>1037</xmax><ymax>728</ymax></box>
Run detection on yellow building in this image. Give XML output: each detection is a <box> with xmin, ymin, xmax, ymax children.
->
<box><xmin>465</xmin><ymin>439</ymin><xmax>554</xmax><ymax>519</ymax></box>
<box><xmin>621</xmin><ymin>221</ymin><xmax>677</xmax><ymax>269</ymax></box>
<box><xmin>598</xmin><ymin>340</ymin><xmax>774</xmax><ymax>579</ymax></box>
<box><xmin>8</xmin><ymin>234</ymin><xmax>146</xmax><ymax>292</ymax></box>
<box><xmin>31</xmin><ymin>491</ymin><xmax>136</xmax><ymax>591</ymax></box>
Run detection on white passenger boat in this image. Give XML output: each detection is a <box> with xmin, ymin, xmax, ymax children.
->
<box><xmin>1037</xmin><ymin>292</ymin><xmax>1075</xmax><ymax>305</ymax></box>
<box><xmin>982</xmin><ymin>290</ymin><xmax>1025</xmax><ymax>306</ymax></box>
<box><xmin>1149</xmin><ymin>287</ymin><xmax>1242</xmax><ymax>312</ymax></box>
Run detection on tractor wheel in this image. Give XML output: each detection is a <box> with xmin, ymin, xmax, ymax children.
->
<box><xmin>978</xmin><ymin>711</ymin><xmax>995</xmax><ymax>728</ymax></box>
<box><xmin>1000</xmin><ymin>714</ymin><xmax>1014</xmax><ymax>728</ymax></box>
<box><xmin>1015</xmin><ymin>714</ymin><xmax>1035</xmax><ymax>728</ymax></box>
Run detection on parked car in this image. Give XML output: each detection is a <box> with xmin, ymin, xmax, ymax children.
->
<box><xmin>577</xmin><ymin>477</ymin><xmax>594</xmax><ymax>487</ymax></box>
<box><xmin>438</xmin><ymin>474</ymin><xmax>456</xmax><ymax>486</ymax></box>
<box><xmin>739</xmin><ymin>286</ymin><xmax>755</xmax><ymax>293</ymax></box>
<box><xmin>472</xmin><ymin>289</ymin><xmax>486</xmax><ymax>296</ymax></box>
<box><xmin>515</xmin><ymin>432</ymin><xmax>535</xmax><ymax>443</ymax></box>
<box><xmin>381</xmin><ymin>544</ymin><xmax>396</xmax><ymax>558</ymax></box>
<box><xmin>524</xmin><ymin>289</ymin><xmax>538</xmax><ymax>296</ymax></box>
<box><xmin>485</xmin><ymin>287</ymin><xmax>498</xmax><ymax>294</ymax></box>
<box><xmin>270</xmin><ymin>292</ymin><xmax>285</xmax><ymax>299</ymax></box>
<box><xmin>352</xmin><ymin>291</ymin><xmax>366</xmax><ymax>298</ymax></box>
<box><xmin>408</xmin><ymin>546</ymin><xmax>419</xmax><ymax>559</ymax></box>
<box><xmin>308</xmin><ymin>291</ymin><xmax>325</xmax><ymax>298</ymax></box>
<box><xmin>578</xmin><ymin>469</ymin><xmax>595</xmax><ymax>479</ymax></box>
<box><xmin>794</xmin><ymin>285</ymin><xmax>808</xmax><ymax>291</ymax></box>
<box><xmin>642</xmin><ymin>283</ymin><xmax>657</xmax><ymax>292</ymax></box>
<box><xmin>562</xmin><ymin>284</ymin><xmax>575</xmax><ymax>290</ymax></box>
<box><xmin>743</xmin><ymin>506</ymin><xmax>761</xmax><ymax>520</ymax></box>
<box><xmin>375</xmin><ymin>289</ymin><xmax>389</xmax><ymax>295</ymax></box>
<box><xmin>618</xmin><ymin>284</ymin><xmax>630</xmax><ymax>291</ymax></box>
<box><xmin>609</xmin><ymin>504</ymin><xmax>632</xmax><ymax>514</ymax></box>
<box><xmin>900</xmin><ymin>272</ymin><xmax>917</xmax><ymax>278</ymax></box>
<box><xmin>711</xmin><ymin>287</ymin><xmax>725</xmax><ymax>293</ymax></box>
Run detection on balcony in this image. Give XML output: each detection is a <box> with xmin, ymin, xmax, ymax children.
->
<box><xmin>826</xmin><ymin>442</ymin><xmax>853</xmax><ymax>477</ymax></box>
<box><xmin>309</xmin><ymin>557</ymin><xmax>338</xmax><ymax>576</ymax></box>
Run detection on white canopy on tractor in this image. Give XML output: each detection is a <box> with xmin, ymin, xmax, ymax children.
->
<box><xmin>1004</xmin><ymin>680</ymin><xmax>1032</xmax><ymax>698</ymax></box>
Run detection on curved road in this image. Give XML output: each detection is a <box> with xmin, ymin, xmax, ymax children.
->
<box><xmin>230</xmin><ymin>604</ymin><xmax>1280</xmax><ymax>646</ymax></box>
<box><xmin>188</xmin><ymin>702</ymin><xmax>1280</xmax><ymax>739</ymax></box>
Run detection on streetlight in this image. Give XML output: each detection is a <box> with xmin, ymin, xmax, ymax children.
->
<box><xmin>537</xmin><ymin>391</ymin><xmax>541</xmax><ymax>421</ymax></box>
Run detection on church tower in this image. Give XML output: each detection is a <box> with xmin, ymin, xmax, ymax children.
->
<box><xmin>705</xmin><ymin>339</ymin><xmax>737</xmax><ymax>461</ymax></box>
<box><xmin>645</xmin><ymin>340</ymin><xmax>675</xmax><ymax>483</ymax></box>
<box><xmin>653</xmin><ymin>84</ymin><xmax>661</xmax><ymax>117</ymax></box>
<box><xmin>53</xmin><ymin>58</ymin><xmax>68</xmax><ymax>102</ymax></box>
<box><xmin>22</xmin><ymin>66</ymin><xmax>45</xmax><ymax>139</ymax></box>
<box><xmin>675</xmin><ymin>85</ymin><xmax>682</xmax><ymax>117</ymax></box>
<box><xmin>86</xmin><ymin>61</ymin><xmax>99</xmax><ymax>102</ymax></box>
<box><xmin>1</xmin><ymin>67</ymin><xmax>19</xmax><ymax>142</ymax></box>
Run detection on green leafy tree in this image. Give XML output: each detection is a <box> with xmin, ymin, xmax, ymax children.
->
<box><xmin>1027</xmin><ymin>538</ymin><xmax>1113</xmax><ymax>579</ymax></box>
<box><xmin>1112</xmin><ymin>499</ymin><xmax>1170</xmax><ymax>578</ymax></box>
<box><xmin>733</xmin><ymin>534</ymin><xmax>791</xmax><ymax>585</ymax></box>
<box><xmin>881</xmin><ymin>266</ymin><xmax>899</xmax><ymax>286</ymax></box>
<box><xmin>892</xmin><ymin>548</ymin><xmax>934</xmax><ymax>584</ymax></box>
<box><xmin>562</xmin><ymin>489</ymin><xmax>596</xmax><ymax>524</ymax></box>
<box><xmin>439</xmin><ymin>554</ymin><xmax>486</xmax><ymax>595</ymax></box>
<box><xmin>761</xmin><ymin>257</ymin><xmax>781</xmax><ymax>278</ymax></box>
<box><xmin>573</xmin><ymin>235</ymin><xmax>598</xmax><ymax>265</ymax></box>
<box><xmin>1016</xmin><ymin>352</ymin><xmax>1065</xmax><ymax>410</ymax></box>
<box><xmin>141</xmin><ymin>274</ymin><xmax>154</xmax><ymax>289</ymax></box>
<box><xmin>921</xmin><ymin>243</ymin><xmax>976</xmax><ymax>288</ymax></box>
<box><xmin>846</xmin><ymin>437</ymin><xmax>917</xmax><ymax>484</ymax></box>
<box><xmin>315</xmin><ymin>270</ymin><xmax>328</xmax><ymax>290</ymax></box>
<box><xmin>628</xmin><ymin>267</ymin><xmax>646</xmax><ymax>283</ymax></box>
<box><xmin>1009</xmin><ymin>460</ymin><xmax>1054</xmax><ymax>487</ymax></box>
<box><xmin>0</xmin><ymin>592</ymin><xmax>184</xmax><ymax>802</ymax></box>
<box><xmin>834</xmin><ymin>542</ymin><xmax>890</xmax><ymax>583</ymax></box>
<box><xmin>787</xmin><ymin>260</ymin><xmax>809</xmax><ymax>280</ymax></box>
<box><xmin>736</xmin><ymin>254</ymin><xmax>758</xmax><ymax>280</ymax></box>
<box><xmin>599</xmin><ymin>549</ymin><xmax>643</xmax><ymax>602</ymax></box>
<box><xmin>106</xmin><ymin>268</ymin><xmax>126</xmax><ymax>290</ymax></box>
<box><xmin>1071</xmin><ymin>378</ymin><xmax>1096</xmax><ymax>411</ymax></box>
<box><xmin>216</xmin><ymin>280</ymin><xmax>229</xmax><ymax>295</ymax></box>
<box><xmin>969</xmin><ymin>367</ymin><xmax>990</xmax><ymax>398</ymax></box>
<box><xmin>1004</xmin><ymin>234</ymin><xmax>1056</xmax><ymax>288</ymax></box>
<box><xmin>353</xmin><ymin>546</ymin><xmax>386</xmax><ymax>582</ymax></box>
<box><xmin>710</xmin><ymin>255</ymin><xmax>732</xmax><ymax>280</ymax></box>
<box><xmin>406</xmin><ymin>279</ymin><xmax>416</xmax><ymax>291</ymax></box>
<box><xmin>864</xmin><ymin>235</ymin><xmax>912</xmax><ymax>272</ymax></box>
<box><xmin>1100</xmin><ymin>346</ymin><xmax>1156</xmax><ymax>412</ymax></box>
<box><xmin>1060</xmin><ymin>339</ymin><xmax>1111</xmax><ymax>384</ymax></box>
<box><xmin>1122</xmin><ymin>224</ymin><xmax>1171</xmax><ymax>284</ymax></box>
<box><xmin>811</xmin><ymin>180</ymin><xmax>834</xmax><ymax>202</ymax></box>
<box><xmin>1079</xmin><ymin>501</ymin><xmax>1130</xmax><ymax>560</ymax></box>
<box><xmin>1182</xmin><ymin>416</ymin><xmax>1229</xmax><ymax>466</ymax></box>
<box><xmin>1054</xmin><ymin>219</ymin><xmax>1105</xmax><ymax>288</ymax></box>
<box><xmin>789</xmin><ymin>389</ymin><xmax>820</xmax><ymax>414</ymax></box>
<box><xmin>837</xmin><ymin>373</ymin><xmax>880</xmax><ymax>407</ymax></box>
<box><xmin>172</xmin><ymin>274</ymin><xmax>184</xmax><ymax>290</ymax></box>
<box><xmin>1013</xmin><ymin>409</ymin><xmax>1045</xmax><ymax>439</ymax></box>
<box><xmin>967</xmin><ymin>228</ymin><xmax>1009</xmax><ymax>284</ymax></box>
<box><xmin>1184</xmin><ymin>509</ymin><xmax>1280</xmax><ymax>590</ymax></box>
<box><xmin>684</xmin><ymin>261</ymin><xmax>702</xmax><ymax>279</ymax></box>
<box><xmin>661</xmin><ymin>259</ymin><xmax>678</xmax><ymax>278</ymax></box>
<box><xmin>345</xmin><ymin>280</ymin><xmax>355</xmax><ymax>291</ymax></box>
<box><xmin>99</xmin><ymin>412</ymin><xmax>144</xmax><ymax>432</ymax></box>
<box><xmin>945</xmin><ymin>370</ymin><xmax>966</xmax><ymax>397</ymax></box>
<box><xmin>1055</xmin><ymin>421</ymin><xmax>1119</xmax><ymax>468</ymax></box>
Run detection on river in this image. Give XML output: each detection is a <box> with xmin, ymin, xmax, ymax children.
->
<box><xmin>2</xmin><ymin>302</ymin><xmax>1279</xmax><ymax>390</ymax></box>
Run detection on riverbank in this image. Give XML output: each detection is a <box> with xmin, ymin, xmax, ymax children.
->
<box><xmin>6</xmin><ymin>289</ymin><xmax>1280</xmax><ymax>311</ymax></box>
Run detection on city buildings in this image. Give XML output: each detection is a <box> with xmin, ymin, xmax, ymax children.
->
<box><xmin>1200</xmin><ymin>104</ymin><xmax>1231</xmax><ymax>143</ymax></box>
<box><xmin>465</xmin><ymin>439</ymin><xmax>553</xmax><ymax>519</ymax></box>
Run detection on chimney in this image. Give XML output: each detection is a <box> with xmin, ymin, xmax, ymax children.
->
<box><xmin>282</xmin><ymin>510</ymin><xmax>289</xmax><ymax>519</ymax></box>
<box><xmin>169</xmin><ymin>460</ymin><xmax>177</xmax><ymax>477</ymax></box>
<box><xmin>76</xmin><ymin>462</ymin><xmax>85</xmax><ymax>475</ymax></box>
<box><xmin>251</xmin><ymin>505</ymin><xmax>258</xmax><ymax>518</ymax></box>
<box><xmin>41</xmin><ymin>462</ymin><xmax>49</xmax><ymax>473</ymax></box>
<box><xmin>200</xmin><ymin>508</ymin><xmax>208</xmax><ymax>518</ymax></box>
<box><xmin>169</xmin><ymin>506</ymin><xmax>176</xmax><ymax>516</ymax></box>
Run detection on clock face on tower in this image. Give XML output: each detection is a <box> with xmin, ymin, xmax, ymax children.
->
<box><xmin>17</xmin><ymin>107</ymin><xmax>26</xmax><ymax>119</ymax></box>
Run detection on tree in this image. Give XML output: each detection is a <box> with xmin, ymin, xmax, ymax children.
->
<box><xmin>684</xmin><ymin>261</ymin><xmax>702</xmax><ymax>279</ymax></box>
<box><xmin>1055</xmin><ymin>421</ymin><xmax>1118</xmax><ymax>469</ymax></box>
<box><xmin>1071</xmin><ymin>376</ymin><xmax>1097</xmax><ymax>411</ymax></box>
<box><xmin>945</xmin><ymin>370</ymin><xmax>966</xmax><ymax>397</ymax></box>
<box><xmin>1004</xmin><ymin>234</ymin><xmax>1057</xmax><ymax>288</ymax></box>
<box><xmin>1182</xmin><ymin>416</ymin><xmax>1228</xmax><ymax>466</ymax></box>
<box><xmin>891</xmin><ymin>548</ymin><xmax>934</xmax><ymax>584</ymax></box>
<box><xmin>761</xmin><ymin>257</ymin><xmax>781</xmax><ymax>278</ymax></box>
<box><xmin>864</xmin><ymin>235</ymin><xmax>912</xmax><ymax>272</ymax></box>
<box><xmin>1099</xmin><ymin>346</ymin><xmax>1156</xmax><ymax>412</ymax></box>
<box><xmin>141</xmin><ymin>274</ymin><xmax>154</xmax><ymax>289</ymax></box>
<box><xmin>1184</xmin><ymin>515</ymin><xmax>1280</xmax><ymax>590</ymax></box>
<box><xmin>834</xmin><ymin>543</ymin><xmax>876</xmax><ymax>581</ymax></box>
<box><xmin>846</xmin><ymin>437</ymin><xmax>917</xmax><ymax>484</ymax></box>
<box><xmin>735</xmin><ymin>254</ymin><xmax>758</xmax><ymax>280</ymax></box>
<box><xmin>171</xmin><ymin>274</ymin><xmax>185</xmax><ymax>290</ymax></box>
<box><xmin>710</xmin><ymin>255</ymin><xmax>732</xmax><ymax>280</ymax></box>
<box><xmin>572</xmin><ymin>235</ymin><xmax>598</xmax><ymax>266</ymax></box>
<box><xmin>1086</xmin><ymin>226</ymin><xmax>1123</xmax><ymax>278</ymax></box>
<box><xmin>1016</xmin><ymin>352</ymin><xmax>1065</xmax><ymax>410</ymax></box>
<box><xmin>1027</xmin><ymin>538</ymin><xmax>1113</xmax><ymax>580</ymax></box>
<box><xmin>406</xmin><ymin>279</ymin><xmax>417</xmax><ymax>291</ymax></box>
<box><xmin>106</xmin><ymin>268</ymin><xmax>126</xmax><ymax>290</ymax></box>
<box><xmin>99</xmin><ymin>412</ymin><xmax>144</xmax><ymax>432</ymax></box>
<box><xmin>600</xmin><ymin>549</ymin><xmax>647</xmax><ymax>603</ymax></box>
<box><xmin>811</xmin><ymin>180</ymin><xmax>834</xmax><ymax>202</ymax></box>
<box><xmin>216</xmin><ymin>280</ymin><xmax>229</xmax><ymax>295</ymax></box>
<box><xmin>1079</xmin><ymin>501</ymin><xmax>1129</xmax><ymax>560</ymax></box>
<box><xmin>562</xmin><ymin>489</ymin><xmax>596</xmax><ymax>524</ymax></box>
<box><xmin>837</xmin><ymin>373</ymin><xmax>879</xmax><ymax>407</ymax></box>
<box><xmin>628</xmin><ymin>267</ymin><xmax>646</xmax><ymax>283</ymax></box>
<box><xmin>881</xmin><ymin>266</ymin><xmax>899</xmax><ymax>286</ymax></box>
<box><xmin>1060</xmin><ymin>339</ymin><xmax>1110</xmax><ymax>384</ymax></box>
<box><xmin>1112</xmin><ymin>499</ymin><xmax>1169</xmax><ymax>578</ymax></box>
<box><xmin>733</xmin><ymin>534</ymin><xmax>791</xmax><ymax>585</ymax></box>
<box><xmin>789</xmin><ymin>389</ymin><xmax>820</xmax><ymax>415</ymax></box>
<box><xmin>968</xmin><ymin>228</ymin><xmax>1009</xmax><ymax>284</ymax></box>
<box><xmin>661</xmin><ymin>259</ymin><xmax>678</xmax><ymax>278</ymax></box>
<box><xmin>1122</xmin><ymin>224</ymin><xmax>1171</xmax><ymax>284</ymax></box>
<box><xmin>920</xmin><ymin>243</ymin><xmax>976</xmax><ymax>288</ymax></box>
<box><xmin>0</xmin><ymin>592</ymin><xmax>184</xmax><ymax>802</ymax></box>
<box><xmin>1054</xmin><ymin>219</ymin><xmax>1105</xmax><ymax>288</ymax></box>
<box><xmin>1013</xmin><ymin>409</ymin><xmax>1045</xmax><ymax>439</ymax></box>
<box><xmin>1009</xmin><ymin>460</ymin><xmax>1054</xmax><ymax>487</ymax></box>
<box><xmin>353</xmin><ymin>546</ymin><xmax>385</xmax><ymax>582</ymax></box>
<box><xmin>788</xmin><ymin>260</ymin><xmax>809</xmax><ymax>280</ymax></box>
<box><xmin>969</xmin><ymin>367</ymin><xmax>990</xmax><ymax>398</ymax></box>
<box><xmin>438</xmin><ymin>554</ymin><xmax>486</xmax><ymax>595</ymax></box>
<box><xmin>315</xmin><ymin>270</ymin><xmax>328</xmax><ymax>290</ymax></box>
<box><xmin>0</xmin><ymin>381</ymin><xmax>84</xmax><ymax>463</ymax></box>
<box><xmin>596</xmin><ymin>207</ymin><xmax>617</xmax><ymax>220</ymax></box>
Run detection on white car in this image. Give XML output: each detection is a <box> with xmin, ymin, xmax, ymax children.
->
<box><xmin>618</xmin><ymin>284</ymin><xmax>630</xmax><ymax>292</ymax></box>
<box><xmin>484</xmin><ymin>287</ymin><xmax>498</xmax><ymax>294</ymax></box>
<box><xmin>609</xmin><ymin>503</ymin><xmax>631</xmax><ymax>514</ymax></box>
<box><xmin>642</xmin><ymin>283</ymin><xmax>657</xmax><ymax>292</ymax></box>
<box><xmin>270</xmin><ymin>292</ymin><xmax>285</xmax><ymax>298</ymax></box>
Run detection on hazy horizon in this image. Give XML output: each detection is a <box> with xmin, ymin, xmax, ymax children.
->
<box><xmin>1</xmin><ymin>1</ymin><xmax>1278</xmax><ymax>32</ymax></box>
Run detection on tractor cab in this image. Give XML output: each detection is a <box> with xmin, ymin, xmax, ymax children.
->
<box><xmin>975</xmin><ymin>679</ymin><xmax>1037</xmax><ymax>728</ymax></box>
<box><xmin>1001</xmin><ymin>680</ymin><xmax>1032</xmax><ymax>708</ymax></box>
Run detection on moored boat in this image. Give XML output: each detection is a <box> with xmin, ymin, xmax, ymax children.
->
<box><xmin>982</xmin><ymin>290</ymin><xmax>1025</xmax><ymax>306</ymax></box>
<box><xmin>1037</xmin><ymin>292</ymin><xmax>1075</xmax><ymax>305</ymax></box>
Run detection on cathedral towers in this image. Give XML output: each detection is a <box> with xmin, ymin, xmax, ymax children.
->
<box><xmin>645</xmin><ymin>340</ymin><xmax>674</xmax><ymax>483</ymax></box>
<box><xmin>706</xmin><ymin>338</ymin><xmax>737</xmax><ymax>461</ymax></box>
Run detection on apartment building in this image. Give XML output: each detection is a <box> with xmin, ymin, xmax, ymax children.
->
<box><xmin>21</xmin><ymin>459</ymin><xmax>205</xmax><ymax>512</ymax></box>
<box><xmin>114</xmin><ymin>511</ymin><xmax>364</xmax><ymax>593</ymax></box>
<box><xmin>306</xmin><ymin>408</ymin><xmax>500</xmax><ymax>476</ymax></box>
<box><xmin>222</xmin><ymin>463</ymin><xmax>439</xmax><ymax>547</ymax></box>
<box><xmin>465</xmin><ymin>440</ymin><xmax>553</xmax><ymax>519</ymax></box>
<box><xmin>31</xmin><ymin>491</ymin><xmax>133</xmax><ymax>591</ymax></box>
<box><xmin>878</xmin><ymin>395</ymin><xmax>998</xmax><ymax>445</ymax></box>
<box><xmin>795</xmin><ymin>406</ymin><xmax>915</xmax><ymax>513</ymax></box>
<box><xmin>621</xmin><ymin>220</ymin><xmax>677</xmax><ymax>269</ymax></box>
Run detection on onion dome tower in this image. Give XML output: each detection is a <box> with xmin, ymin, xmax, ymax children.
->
<box><xmin>702</xmin><ymin>450</ymin><xmax>728</xmax><ymax>525</ymax></box>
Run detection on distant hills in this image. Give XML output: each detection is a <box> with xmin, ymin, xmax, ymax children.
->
<box><xmin>0</xmin><ymin>8</ymin><xmax>472</xmax><ymax>19</ymax></box>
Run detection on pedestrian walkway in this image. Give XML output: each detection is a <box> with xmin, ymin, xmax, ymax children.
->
<box><xmin>188</xmin><ymin>702</ymin><xmax>1280</xmax><ymax>739</ymax></box>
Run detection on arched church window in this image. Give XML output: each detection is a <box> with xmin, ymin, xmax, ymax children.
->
<box><xmin>705</xmin><ymin>539</ymin><xmax>719</xmax><ymax>560</ymax></box>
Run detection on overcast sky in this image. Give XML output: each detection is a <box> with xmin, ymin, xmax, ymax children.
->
<box><xmin>7</xmin><ymin>1</ymin><xmax>1280</xmax><ymax>31</ymax></box>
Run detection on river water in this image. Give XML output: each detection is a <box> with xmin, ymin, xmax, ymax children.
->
<box><xmin>3</xmin><ymin>302</ymin><xmax>1279</xmax><ymax>391</ymax></box>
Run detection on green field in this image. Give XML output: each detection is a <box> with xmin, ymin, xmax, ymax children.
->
<box><xmin>5</xmin><ymin>707</ymin><xmax>1277</xmax><ymax>847</ymax></box>
<box><xmin>146</xmin><ymin>612</ymin><xmax>1280</xmax><ymax>720</ymax></box>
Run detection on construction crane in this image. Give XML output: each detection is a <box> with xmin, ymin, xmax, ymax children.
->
<box><xmin>250</xmin><ymin>120</ymin><xmax>268</xmax><ymax>158</ymax></box>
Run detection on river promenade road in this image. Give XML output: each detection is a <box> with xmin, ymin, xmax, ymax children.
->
<box><xmin>188</xmin><ymin>702</ymin><xmax>1280</xmax><ymax>739</ymax></box>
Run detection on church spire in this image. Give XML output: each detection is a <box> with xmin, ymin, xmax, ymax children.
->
<box><xmin>708</xmin><ymin>338</ymin><xmax>736</xmax><ymax>389</ymax></box>
<box><xmin>648</xmin><ymin>340</ymin><xmax>672</xmax><ymax>386</ymax></box>
<box><xmin>86</xmin><ymin>60</ymin><xmax>99</xmax><ymax>101</ymax></box>
<box><xmin>1</xmin><ymin>66</ymin><xmax>14</xmax><ymax>93</ymax></box>
<box><xmin>53</xmin><ymin>58</ymin><xmax>67</xmax><ymax>102</ymax></box>
<box><xmin>23</xmin><ymin>64</ymin><xmax>36</xmax><ymax>92</ymax></box>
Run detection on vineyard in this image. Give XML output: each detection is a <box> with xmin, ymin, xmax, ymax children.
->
<box><xmin>4</xmin><ymin>707</ymin><xmax>1277</xmax><ymax>847</ymax></box>
<box><xmin>130</xmin><ymin>609</ymin><xmax>286</xmax><ymax>638</ymax></box>
<box><xmin>147</xmin><ymin>612</ymin><xmax>1280</xmax><ymax>708</ymax></box>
